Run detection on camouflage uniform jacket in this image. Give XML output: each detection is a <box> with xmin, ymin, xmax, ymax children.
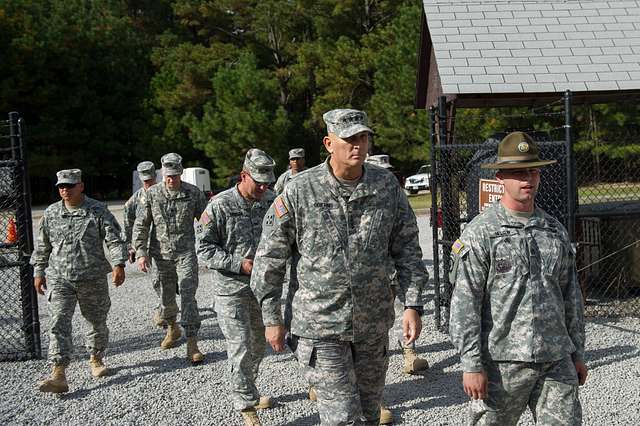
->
<box><xmin>274</xmin><ymin>169</ymin><xmax>304</xmax><ymax>195</ymax></box>
<box><xmin>197</xmin><ymin>186</ymin><xmax>275</xmax><ymax>295</ymax></box>
<box><xmin>251</xmin><ymin>158</ymin><xmax>428</xmax><ymax>342</ymax></box>
<box><xmin>122</xmin><ymin>187</ymin><xmax>156</xmax><ymax>250</ymax></box>
<box><xmin>30</xmin><ymin>196</ymin><xmax>127</xmax><ymax>280</ymax></box>
<box><xmin>132</xmin><ymin>181</ymin><xmax>207</xmax><ymax>260</ymax></box>
<box><xmin>449</xmin><ymin>202</ymin><xmax>585</xmax><ymax>373</ymax></box>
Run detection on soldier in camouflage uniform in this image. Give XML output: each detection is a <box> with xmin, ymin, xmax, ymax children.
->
<box><xmin>123</xmin><ymin>161</ymin><xmax>163</xmax><ymax>326</ymax></box>
<box><xmin>198</xmin><ymin>149</ymin><xmax>276</xmax><ymax>426</ymax></box>
<box><xmin>32</xmin><ymin>169</ymin><xmax>127</xmax><ymax>393</ymax></box>
<box><xmin>449</xmin><ymin>132</ymin><xmax>587</xmax><ymax>425</ymax></box>
<box><xmin>251</xmin><ymin>109</ymin><xmax>428</xmax><ymax>425</ymax></box>
<box><xmin>132</xmin><ymin>153</ymin><xmax>208</xmax><ymax>364</ymax></box>
<box><xmin>274</xmin><ymin>147</ymin><xmax>306</xmax><ymax>195</ymax></box>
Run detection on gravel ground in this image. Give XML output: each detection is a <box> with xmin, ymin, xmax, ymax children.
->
<box><xmin>1</xmin><ymin>211</ymin><xmax>639</xmax><ymax>425</ymax></box>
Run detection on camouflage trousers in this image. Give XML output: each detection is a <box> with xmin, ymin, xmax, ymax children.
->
<box><xmin>215</xmin><ymin>290</ymin><xmax>266</xmax><ymax>411</ymax></box>
<box><xmin>46</xmin><ymin>277</ymin><xmax>111</xmax><ymax>366</ymax></box>
<box><xmin>155</xmin><ymin>251</ymin><xmax>201</xmax><ymax>337</ymax></box>
<box><xmin>295</xmin><ymin>334</ymin><xmax>389</xmax><ymax>425</ymax></box>
<box><xmin>470</xmin><ymin>356</ymin><xmax>582</xmax><ymax>425</ymax></box>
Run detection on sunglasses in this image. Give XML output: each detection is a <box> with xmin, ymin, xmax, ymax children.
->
<box><xmin>57</xmin><ymin>183</ymin><xmax>77</xmax><ymax>189</ymax></box>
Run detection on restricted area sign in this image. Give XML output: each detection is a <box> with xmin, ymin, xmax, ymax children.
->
<box><xmin>479</xmin><ymin>178</ymin><xmax>504</xmax><ymax>212</ymax></box>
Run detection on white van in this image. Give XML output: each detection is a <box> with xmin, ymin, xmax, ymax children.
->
<box><xmin>132</xmin><ymin>167</ymin><xmax>211</xmax><ymax>196</ymax></box>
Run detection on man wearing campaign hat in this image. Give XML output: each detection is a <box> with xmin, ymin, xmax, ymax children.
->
<box><xmin>198</xmin><ymin>148</ymin><xmax>276</xmax><ymax>425</ymax></box>
<box><xmin>449</xmin><ymin>132</ymin><xmax>587</xmax><ymax>425</ymax></box>
<box><xmin>251</xmin><ymin>109</ymin><xmax>428</xmax><ymax>425</ymax></box>
<box><xmin>132</xmin><ymin>153</ymin><xmax>208</xmax><ymax>364</ymax></box>
<box><xmin>31</xmin><ymin>169</ymin><xmax>128</xmax><ymax>393</ymax></box>
<box><xmin>123</xmin><ymin>161</ymin><xmax>164</xmax><ymax>326</ymax></box>
<box><xmin>274</xmin><ymin>148</ymin><xmax>306</xmax><ymax>195</ymax></box>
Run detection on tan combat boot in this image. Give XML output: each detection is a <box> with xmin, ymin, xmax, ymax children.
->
<box><xmin>402</xmin><ymin>347</ymin><xmax>429</xmax><ymax>374</ymax></box>
<box><xmin>308</xmin><ymin>385</ymin><xmax>317</xmax><ymax>401</ymax></box>
<box><xmin>240</xmin><ymin>408</ymin><xmax>261</xmax><ymax>426</ymax></box>
<box><xmin>380</xmin><ymin>405</ymin><xmax>393</xmax><ymax>425</ymax></box>
<box><xmin>89</xmin><ymin>354</ymin><xmax>108</xmax><ymax>377</ymax></box>
<box><xmin>38</xmin><ymin>364</ymin><xmax>69</xmax><ymax>393</ymax></box>
<box><xmin>186</xmin><ymin>336</ymin><xmax>204</xmax><ymax>363</ymax></box>
<box><xmin>254</xmin><ymin>396</ymin><xmax>272</xmax><ymax>410</ymax></box>
<box><xmin>160</xmin><ymin>321</ymin><xmax>182</xmax><ymax>349</ymax></box>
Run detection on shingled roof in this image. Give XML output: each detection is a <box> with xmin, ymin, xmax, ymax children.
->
<box><xmin>416</xmin><ymin>0</ymin><xmax>640</xmax><ymax>107</ymax></box>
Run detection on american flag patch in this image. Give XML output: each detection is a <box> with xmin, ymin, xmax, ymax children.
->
<box><xmin>452</xmin><ymin>239</ymin><xmax>464</xmax><ymax>254</ymax></box>
<box><xmin>274</xmin><ymin>196</ymin><xmax>289</xmax><ymax>218</ymax></box>
<box><xmin>200</xmin><ymin>211</ymin><xmax>211</xmax><ymax>226</ymax></box>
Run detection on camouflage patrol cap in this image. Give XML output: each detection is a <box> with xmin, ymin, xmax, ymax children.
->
<box><xmin>161</xmin><ymin>153</ymin><xmax>183</xmax><ymax>176</ymax></box>
<box><xmin>322</xmin><ymin>109</ymin><xmax>374</xmax><ymax>139</ymax></box>
<box><xmin>55</xmin><ymin>169</ymin><xmax>82</xmax><ymax>186</ymax></box>
<box><xmin>137</xmin><ymin>161</ymin><xmax>156</xmax><ymax>181</ymax></box>
<box><xmin>481</xmin><ymin>131</ymin><xmax>558</xmax><ymax>170</ymax></box>
<box><xmin>289</xmin><ymin>148</ymin><xmax>305</xmax><ymax>159</ymax></box>
<box><xmin>243</xmin><ymin>148</ymin><xmax>276</xmax><ymax>184</ymax></box>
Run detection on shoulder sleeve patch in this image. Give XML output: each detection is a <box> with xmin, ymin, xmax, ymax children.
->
<box><xmin>274</xmin><ymin>196</ymin><xmax>289</xmax><ymax>219</ymax></box>
<box><xmin>200</xmin><ymin>211</ymin><xmax>211</xmax><ymax>226</ymax></box>
<box><xmin>452</xmin><ymin>239</ymin><xmax>465</xmax><ymax>254</ymax></box>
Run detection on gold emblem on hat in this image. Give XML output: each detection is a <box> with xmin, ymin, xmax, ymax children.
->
<box><xmin>517</xmin><ymin>142</ymin><xmax>529</xmax><ymax>153</ymax></box>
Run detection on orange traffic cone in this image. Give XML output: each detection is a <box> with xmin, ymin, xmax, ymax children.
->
<box><xmin>6</xmin><ymin>217</ymin><xmax>18</xmax><ymax>244</ymax></box>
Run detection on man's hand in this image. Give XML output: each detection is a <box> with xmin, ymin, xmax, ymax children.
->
<box><xmin>137</xmin><ymin>256</ymin><xmax>150</xmax><ymax>273</ymax></box>
<box><xmin>575</xmin><ymin>360</ymin><xmax>588</xmax><ymax>386</ymax></box>
<box><xmin>34</xmin><ymin>276</ymin><xmax>47</xmax><ymax>295</ymax></box>
<box><xmin>402</xmin><ymin>308</ymin><xmax>422</xmax><ymax>345</ymax></box>
<box><xmin>112</xmin><ymin>265</ymin><xmax>125</xmax><ymax>287</ymax></box>
<box><xmin>265</xmin><ymin>325</ymin><xmax>286</xmax><ymax>352</ymax></box>
<box><xmin>127</xmin><ymin>249</ymin><xmax>136</xmax><ymax>264</ymax></box>
<box><xmin>463</xmin><ymin>371</ymin><xmax>488</xmax><ymax>400</ymax></box>
<box><xmin>240</xmin><ymin>258</ymin><xmax>254</xmax><ymax>276</ymax></box>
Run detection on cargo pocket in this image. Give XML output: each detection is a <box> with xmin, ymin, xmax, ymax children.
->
<box><xmin>295</xmin><ymin>338</ymin><xmax>317</xmax><ymax>368</ymax></box>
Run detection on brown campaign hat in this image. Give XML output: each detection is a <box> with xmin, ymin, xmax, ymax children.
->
<box><xmin>481</xmin><ymin>131</ymin><xmax>558</xmax><ymax>169</ymax></box>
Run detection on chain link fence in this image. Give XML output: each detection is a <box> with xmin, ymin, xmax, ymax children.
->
<box><xmin>429</xmin><ymin>93</ymin><xmax>640</xmax><ymax>331</ymax></box>
<box><xmin>0</xmin><ymin>112</ymin><xmax>40</xmax><ymax>361</ymax></box>
<box><xmin>574</xmin><ymin>106</ymin><xmax>640</xmax><ymax>317</ymax></box>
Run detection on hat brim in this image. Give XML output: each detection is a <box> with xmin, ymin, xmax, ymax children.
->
<box><xmin>250</xmin><ymin>171</ymin><xmax>276</xmax><ymax>185</ymax></box>
<box><xmin>162</xmin><ymin>167</ymin><xmax>183</xmax><ymax>176</ymax></box>
<box><xmin>55</xmin><ymin>178</ymin><xmax>78</xmax><ymax>186</ymax></box>
<box><xmin>139</xmin><ymin>173</ymin><xmax>155</xmax><ymax>181</ymax></box>
<box><xmin>289</xmin><ymin>155</ymin><xmax>304</xmax><ymax>160</ymax></box>
<box><xmin>335</xmin><ymin>124</ymin><xmax>374</xmax><ymax>139</ymax></box>
<box><xmin>480</xmin><ymin>159</ymin><xmax>557</xmax><ymax>169</ymax></box>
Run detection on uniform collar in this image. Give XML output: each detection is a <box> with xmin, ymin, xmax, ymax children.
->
<box><xmin>322</xmin><ymin>157</ymin><xmax>378</xmax><ymax>201</ymax></box>
<box><xmin>494</xmin><ymin>202</ymin><xmax>553</xmax><ymax>230</ymax></box>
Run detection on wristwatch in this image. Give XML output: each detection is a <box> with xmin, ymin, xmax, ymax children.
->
<box><xmin>404</xmin><ymin>306</ymin><xmax>424</xmax><ymax>317</ymax></box>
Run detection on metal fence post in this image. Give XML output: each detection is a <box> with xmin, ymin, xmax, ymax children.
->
<box><xmin>429</xmin><ymin>106</ymin><xmax>440</xmax><ymax>330</ymax></box>
<box><xmin>564</xmin><ymin>90</ymin><xmax>576</xmax><ymax>242</ymax></box>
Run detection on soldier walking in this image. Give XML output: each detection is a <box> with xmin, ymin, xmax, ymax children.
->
<box><xmin>449</xmin><ymin>132</ymin><xmax>587</xmax><ymax>425</ymax></box>
<box><xmin>274</xmin><ymin>148</ymin><xmax>306</xmax><ymax>195</ymax></box>
<box><xmin>251</xmin><ymin>109</ymin><xmax>428</xmax><ymax>425</ymax></box>
<box><xmin>122</xmin><ymin>161</ymin><xmax>163</xmax><ymax>326</ymax></box>
<box><xmin>198</xmin><ymin>149</ymin><xmax>276</xmax><ymax>426</ymax></box>
<box><xmin>132</xmin><ymin>153</ymin><xmax>208</xmax><ymax>363</ymax></box>
<box><xmin>32</xmin><ymin>169</ymin><xmax>127</xmax><ymax>393</ymax></box>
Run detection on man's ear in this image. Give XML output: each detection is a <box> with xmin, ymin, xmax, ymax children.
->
<box><xmin>322</xmin><ymin>135</ymin><xmax>333</xmax><ymax>154</ymax></box>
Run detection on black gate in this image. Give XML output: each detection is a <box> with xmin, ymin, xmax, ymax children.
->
<box><xmin>429</xmin><ymin>92</ymin><xmax>640</xmax><ymax>331</ymax></box>
<box><xmin>0</xmin><ymin>112</ymin><xmax>41</xmax><ymax>361</ymax></box>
